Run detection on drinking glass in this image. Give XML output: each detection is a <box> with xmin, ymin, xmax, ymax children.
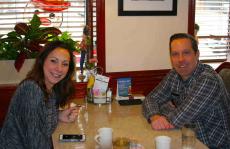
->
<box><xmin>182</xmin><ymin>124</ymin><xmax>196</xmax><ymax>149</ymax></box>
<box><xmin>77</xmin><ymin>105</ymin><xmax>88</xmax><ymax>133</ymax></box>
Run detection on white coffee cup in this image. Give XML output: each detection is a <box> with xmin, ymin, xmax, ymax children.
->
<box><xmin>155</xmin><ymin>136</ymin><xmax>171</xmax><ymax>149</ymax></box>
<box><xmin>95</xmin><ymin>127</ymin><xmax>113</xmax><ymax>149</ymax></box>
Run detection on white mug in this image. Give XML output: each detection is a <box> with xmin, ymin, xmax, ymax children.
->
<box><xmin>155</xmin><ymin>136</ymin><xmax>171</xmax><ymax>149</ymax></box>
<box><xmin>95</xmin><ymin>127</ymin><xmax>113</xmax><ymax>149</ymax></box>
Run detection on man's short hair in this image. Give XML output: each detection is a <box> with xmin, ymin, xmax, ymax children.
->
<box><xmin>169</xmin><ymin>33</ymin><xmax>199</xmax><ymax>53</ymax></box>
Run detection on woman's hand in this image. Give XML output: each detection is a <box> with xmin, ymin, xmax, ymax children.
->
<box><xmin>58</xmin><ymin>107</ymin><xmax>79</xmax><ymax>123</ymax></box>
<box><xmin>150</xmin><ymin>115</ymin><xmax>175</xmax><ymax>130</ymax></box>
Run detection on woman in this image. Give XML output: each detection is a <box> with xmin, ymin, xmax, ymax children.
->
<box><xmin>0</xmin><ymin>41</ymin><xmax>78</xmax><ymax>149</ymax></box>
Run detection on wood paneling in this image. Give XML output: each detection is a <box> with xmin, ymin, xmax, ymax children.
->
<box><xmin>188</xmin><ymin>0</ymin><xmax>195</xmax><ymax>35</ymax></box>
<box><xmin>0</xmin><ymin>84</ymin><xmax>17</xmax><ymax>127</ymax></box>
<box><xmin>215</xmin><ymin>62</ymin><xmax>230</xmax><ymax>73</ymax></box>
<box><xmin>96</xmin><ymin>0</ymin><xmax>106</xmax><ymax>71</ymax></box>
<box><xmin>72</xmin><ymin>82</ymin><xmax>87</xmax><ymax>99</ymax></box>
<box><xmin>73</xmin><ymin>69</ymin><xmax>170</xmax><ymax>98</ymax></box>
<box><xmin>106</xmin><ymin>69</ymin><xmax>170</xmax><ymax>96</ymax></box>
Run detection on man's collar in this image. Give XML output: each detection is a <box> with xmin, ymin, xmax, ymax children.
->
<box><xmin>176</xmin><ymin>61</ymin><xmax>201</xmax><ymax>83</ymax></box>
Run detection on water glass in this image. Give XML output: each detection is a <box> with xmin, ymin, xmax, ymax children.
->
<box><xmin>77</xmin><ymin>105</ymin><xmax>88</xmax><ymax>133</ymax></box>
<box><xmin>182</xmin><ymin>124</ymin><xmax>196</xmax><ymax>149</ymax></box>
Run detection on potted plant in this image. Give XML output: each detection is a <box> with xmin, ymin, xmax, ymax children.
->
<box><xmin>0</xmin><ymin>14</ymin><xmax>78</xmax><ymax>72</ymax></box>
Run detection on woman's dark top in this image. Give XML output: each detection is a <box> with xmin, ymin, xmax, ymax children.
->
<box><xmin>0</xmin><ymin>80</ymin><xmax>58</xmax><ymax>149</ymax></box>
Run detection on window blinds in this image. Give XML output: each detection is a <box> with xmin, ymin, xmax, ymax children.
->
<box><xmin>195</xmin><ymin>0</ymin><xmax>230</xmax><ymax>62</ymax></box>
<box><xmin>0</xmin><ymin>0</ymin><xmax>87</xmax><ymax>41</ymax></box>
<box><xmin>0</xmin><ymin>0</ymin><xmax>97</xmax><ymax>70</ymax></box>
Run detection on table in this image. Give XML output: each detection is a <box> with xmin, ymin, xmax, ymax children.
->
<box><xmin>52</xmin><ymin>99</ymin><xmax>208</xmax><ymax>149</ymax></box>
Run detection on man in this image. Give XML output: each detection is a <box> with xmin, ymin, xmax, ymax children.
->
<box><xmin>142</xmin><ymin>33</ymin><xmax>230</xmax><ymax>149</ymax></box>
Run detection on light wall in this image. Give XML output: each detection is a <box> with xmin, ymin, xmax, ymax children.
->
<box><xmin>0</xmin><ymin>59</ymin><xmax>35</xmax><ymax>84</ymax></box>
<box><xmin>105</xmin><ymin>1</ymin><xmax>189</xmax><ymax>72</ymax></box>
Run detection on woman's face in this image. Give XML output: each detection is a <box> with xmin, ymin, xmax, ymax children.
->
<box><xmin>43</xmin><ymin>47</ymin><xmax>70</xmax><ymax>90</ymax></box>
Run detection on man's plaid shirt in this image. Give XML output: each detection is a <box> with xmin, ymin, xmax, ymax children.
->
<box><xmin>143</xmin><ymin>62</ymin><xmax>230</xmax><ymax>148</ymax></box>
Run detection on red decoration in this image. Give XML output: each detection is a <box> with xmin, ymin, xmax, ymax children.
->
<box><xmin>32</xmin><ymin>0</ymin><xmax>70</xmax><ymax>12</ymax></box>
<box><xmin>14</xmin><ymin>52</ymin><xmax>27</xmax><ymax>72</ymax></box>
<box><xmin>39</xmin><ymin>17</ymin><xmax>51</xmax><ymax>26</ymax></box>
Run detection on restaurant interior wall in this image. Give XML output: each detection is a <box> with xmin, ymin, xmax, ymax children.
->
<box><xmin>105</xmin><ymin>0</ymin><xmax>189</xmax><ymax>72</ymax></box>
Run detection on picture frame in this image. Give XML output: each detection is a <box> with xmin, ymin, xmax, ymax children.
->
<box><xmin>118</xmin><ymin>0</ymin><xmax>177</xmax><ymax>16</ymax></box>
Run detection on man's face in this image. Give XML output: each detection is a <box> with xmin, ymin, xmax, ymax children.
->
<box><xmin>170</xmin><ymin>38</ymin><xmax>199</xmax><ymax>80</ymax></box>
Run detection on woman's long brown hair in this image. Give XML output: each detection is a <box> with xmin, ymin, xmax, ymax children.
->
<box><xmin>25</xmin><ymin>41</ymin><xmax>75</xmax><ymax>106</ymax></box>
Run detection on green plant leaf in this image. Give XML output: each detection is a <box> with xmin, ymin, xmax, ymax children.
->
<box><xmin>40</xmin><ymin>27</ymin><xmax>62</xmax><ymax>40</ymax></box>
<box><xmin>0</xmin><ymin>13</ymin><xmax>76</xmax><ymax>71</ymax></box>
<box><xmin>26</xmin><ymin>28</ymin><xmax>42</xmax><ymax>40</ymax></box>
<box><xmin>29</xmin><ymin>14</ymin><xmax>41</xmax><ymax>30</ymax></box>
<box><xmin>0</xmin><ymin>43</ymin><xmax>18</xmax><ymax>60</ymax></box>
<box><xmin>7</xmin><ymin>31</ymin><xmax>20</xmax><ymax>39</ymax></box>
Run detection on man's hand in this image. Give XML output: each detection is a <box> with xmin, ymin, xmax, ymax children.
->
<box><xmin>150</xmin><ymin>115</ymin><xmax>175</xmax><ymax>130</ymax></box>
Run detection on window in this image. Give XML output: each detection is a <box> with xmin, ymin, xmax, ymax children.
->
<box><xmin>0</xmin><ymin>0</ymin><xmax>97</xmax><ymax>79</ymax></box>
<box><xmin>0</xmin><ymin>0</ymin><xmax>89</xmax><ymax>40</ymax></box>
<box><xmin>195</xmin><ymin>0</ymin><xmax>230</xmax><ymax>62</ymax></box>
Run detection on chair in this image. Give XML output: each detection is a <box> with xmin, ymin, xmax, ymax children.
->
<box><xmin>215</xmin><ymin>62</ymin><xmax>230</xmax><ymax>93</ymax></box>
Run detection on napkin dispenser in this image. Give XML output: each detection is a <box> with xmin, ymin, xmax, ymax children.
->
<box><xmin>91</xmin><ymin>74</ymin><xmax>110</xmax><ymax>104</ymax></box>
<box><xmin>93</xmin><ymin>96</ymin><xmax>107</xmax><ymax>104</ymax></box>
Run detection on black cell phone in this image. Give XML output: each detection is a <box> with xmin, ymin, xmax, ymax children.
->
<box><xmin>59</xmin><ymin>134</ymin><xmax>86</xmax><ymax>142</ymax></box>
<box><xmin>118</xmin><ymin>99</ymin><xmax>142</xmax><ymax>106</ymax></box>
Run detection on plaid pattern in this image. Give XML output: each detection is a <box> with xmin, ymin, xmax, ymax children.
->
<box><xmin>143</xmin><ymin>62</ymin><xmax>230</xmax><ymax>148</ymax></box>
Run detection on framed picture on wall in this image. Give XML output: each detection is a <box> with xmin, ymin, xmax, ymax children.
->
<box><xmin>118</xmin><ymin>0</ymin><xmax>177</xmax><ymax>16</ymax></box>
